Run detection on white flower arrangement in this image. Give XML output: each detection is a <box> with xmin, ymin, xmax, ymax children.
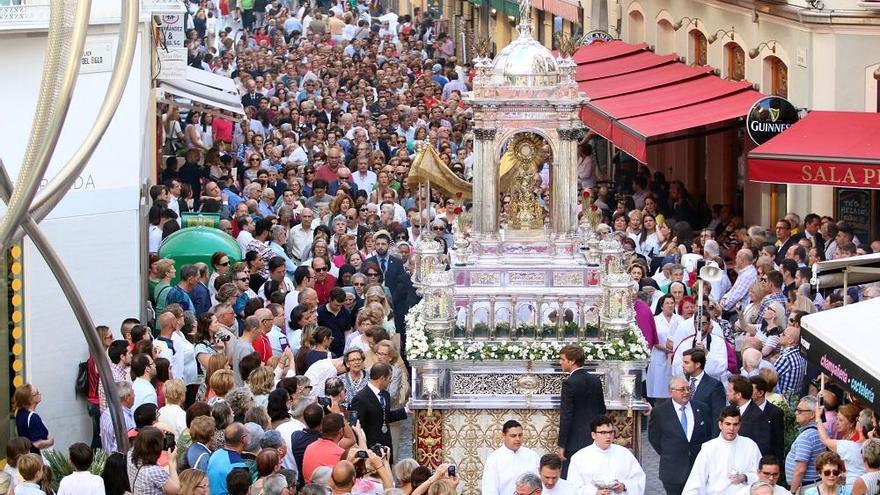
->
<box><xmin>405</xmin><ymin>301</ymin><xmax>650</xmax><ymax>361</ymax></box>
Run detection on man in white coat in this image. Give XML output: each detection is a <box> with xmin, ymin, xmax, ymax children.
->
<box><xmin>539</xmin><ymin>454</ymin><xmax>576</xmax><ymax>494</ymax></box>
<box><xmin>567</xmin><ymin>415</ymin><xmax>646</xmax><ymax>495</ymax></box>
<box><xmin>671</xmin><ymin>310</ymin><xmax>729</xmax><ymax>380</ymax></box>
<box><xmin>482</xmin><ymin>420</ymin><xmax>541</xmax><ymax>495</ymax></box>
<box><xmin>683</xmin><ymin>406</ymin><xmax>761</xmax><ymax>495</ymax></box>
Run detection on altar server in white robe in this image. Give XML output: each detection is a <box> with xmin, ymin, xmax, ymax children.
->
<box><xmin>683</xmin><ymin>406</ymin><xmax>761</xmax><ymax>495</ymax></box>
<box><xmin>671</xmin><ymin>310</ymin><xmax>728</xmax><ymax>380</ymax></box>
<box><xmin>567</xmin><ymin>415</ymin><xmax>646</xmax><ymax>495</ymax></box>
<box><xmin>482</xmin><ymin>419</ymin><xmax>541</xmax><ymax>495</ymax></box>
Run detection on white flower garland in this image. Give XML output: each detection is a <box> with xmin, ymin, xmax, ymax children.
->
<box><xmin>405</xmin><ymin>300</ymin><xmax>650</xmax><ymax>361</ymax></box>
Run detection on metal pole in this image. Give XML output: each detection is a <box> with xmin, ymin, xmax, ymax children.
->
<box><xmin>0</xmin><ymin>167</ymin><xmax>129</xmax><ymax>452</ymax></box>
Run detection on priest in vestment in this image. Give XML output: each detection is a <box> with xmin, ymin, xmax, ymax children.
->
<box><xmin>567</xmin><ymin>415</ymin><xmax>646</xmax><ymax>495</ymax></box>
<box><xmin>481</xmin><ymin>419</ymin><xmax>541</xmax><ymax>495</ymax></box>
<box><xmin>683</xmin><ymin>406</ymin><xmax>761</xmax><ymax>495</ymax></box>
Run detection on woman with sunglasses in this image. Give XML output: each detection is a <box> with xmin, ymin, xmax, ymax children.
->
<box><xmin>301</xmin><ymin>167</ymin><xmax>316</xmax><ymax>197</ymax></box>
<box><xmin>817</xmin><ymin>405</ymin><xmax>871</xmax><ymax>489</ymax></box>
<box><xmin>804</xmin><ymin>451</ymin><xmax>851</xmax><ymax>495</ymax></box>
<box><xmin>208</xmin><ymin>252</ymin><xmax>232</xmax><ymax>299</ymax></box>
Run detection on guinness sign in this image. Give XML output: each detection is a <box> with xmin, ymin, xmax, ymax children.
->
<box><xmin>583</xmin><ymin>30</ymin><xmax>614</xmax><ymax>45</ymax></box>
<box><xmin>746</xmin><ymin>96</ymin><xmax>800</xmax><ymax>145</ymax></box>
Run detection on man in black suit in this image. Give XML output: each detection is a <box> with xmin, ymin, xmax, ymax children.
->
<box><xmin>728</xmin><ymin>374</ymin><xmax>773</xmax><ymax>455</ymax></box>
<box><xmin>750</xmin><ymin>375</ymin><xmax>785</xmax><ymax>463</ymax></box>
<box><xmin>649</xmin><ymin>376</ymin><xmax>711</xmax><ymax>495</ymax></box>
<box><xmin>349</xmin><ymin>363</ymin><xmax>407</xmax><ymax>459</ymax></box>
<box><xmin>682</xmin><ymin>348</ymin><xmax>725</xmax><ymax>437</ymax></box>
<box><xmin>556</xmin><ymin>344</ymin><xmax>606</xmax><ymax>477</ymax></box>
<box><xmin>365</xmin><ymin>232</ymin><xmax>407</xmax><ymax>307</ymax></box>
<box><xmin>774</xmin><ymin>218</ymin><xmax>803</xmax><ymax>265</ymax></box>
<box><xmin>241</xmin><ymin>79</ymin><xmax>262</xmax><ymax>108</ymax></box>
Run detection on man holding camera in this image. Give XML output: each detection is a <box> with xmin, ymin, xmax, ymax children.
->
<box><xmin>350</xmin><ymin>363</ymin><xmax>408</xmax><ymax>460</ymax></box>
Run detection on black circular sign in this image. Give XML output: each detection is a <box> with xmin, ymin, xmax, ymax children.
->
<box><xmin>746</xmin><ymin>96</ymin><xmax>800</xmax><ymax>145</ymax></box>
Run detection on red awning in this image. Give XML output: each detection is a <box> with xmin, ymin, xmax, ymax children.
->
<box><xmin>541</xmin><ymin>0</ymin><xmax>579</xmax><ymax>23</ymax></box>
<box><xmin>573</xmin><ymin>40</ymin><xmax>763</xmax><ymax>163</ymax></box>
<box><xmin>748</xmin><ymin>111</ymin><xmax>880</xmax><ymax>188</ymax></box>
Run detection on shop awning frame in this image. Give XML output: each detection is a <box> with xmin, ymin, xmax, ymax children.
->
<box><xmin>157</xmin><ymin>67</ymin><xmax>244</xmax><ymax>118</ymax></box>
<box><xmin>800</xmin><ymin>298</ymin><xmax>880</xmax><ymax>410</ymax></box>
<box><xmin>747</xmin><ymin>111</ymin><xmax>880</xmax><ymax>188</ymax></box>
<box><xmin>572</xmin><ymin>40</ymin><xmax>764</xmax><ymax>163</ymax></box>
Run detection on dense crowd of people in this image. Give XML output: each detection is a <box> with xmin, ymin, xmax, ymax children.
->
<box><xmin>8</xmin><ymin>0</ymin><xmax>880</xmax><ymax>492</ymax></box>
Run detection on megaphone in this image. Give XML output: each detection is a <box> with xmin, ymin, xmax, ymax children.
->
<box><xmin>699</xmin><ymin>260</ymin><xmax>723</xmax><ymax>283</ymax></box>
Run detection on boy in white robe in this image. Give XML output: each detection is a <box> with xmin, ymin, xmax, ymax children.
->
<box><xmin>567</xmin><ymin>415</ymin><xmax>646</xmax><ymax>495</ymax></box>
<box><xmin>482</xmin><ymin>419</ymin><xmax>541</xmax><ymax>495</ymax></box>
<box><xmin>683</xmin><ymin>406</ymin><xmax>761</xmax><ymax>495</ymax></box>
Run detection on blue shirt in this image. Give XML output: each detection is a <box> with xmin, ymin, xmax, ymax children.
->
<box><xmin>785</xmin><ymin>423</ymin><xmax>825</xmax><ymax>484</ymax></box>
<box><xmin>165</xmin><ymin>286</ymin><xmax>194</xmax><ymax>313</ymax></box>
<box><xmin>15</xmin><ymin>409</ymin><xmax>48</xmax><ymax>453</ymax></box>
<box><xmin>207</xmin><ymin>448</ymin><xmax>247</xmax><ymax>495</ymax></box>
<box><xmin>186</xmin><ymin>442</ymin><xmax>212</xmax><ymax>471</ymax></box>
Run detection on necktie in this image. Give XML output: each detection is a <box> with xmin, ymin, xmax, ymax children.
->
<box><xmin>689</xmin><ymin>377</ymin><xmax>697</xmax><ymax>395</ymax></box>
<box><xmin>680</xmin><ymin>405</ymin><xmax>688</xmax><ymax>437</ymax></box>
<box><xmin>381</xmin><ymin>258</ymin><xmax>387</xmax><ymax>273</ymax></box>
<box><xmin>379</xmin><ymin>391</ymin><xmax>386</xmax><ymax>409</ymax></box>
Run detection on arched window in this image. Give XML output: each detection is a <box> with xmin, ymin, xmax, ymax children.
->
<box><xmin>724</xmin><ymin>42</ymin><xmax>745</xmax><ymax>81</ymax></box>
<box><xmin>656</xmin><ymin>19</ymin><xmax>674</xmax><ymax>55</ymax></box>
<box><xmin>627</xmin><ymin>10</ymin><xmax>645</xmax><ymax>44</ymax></box>
<box><xmin>689</xmin><ymin>30</ymin><xmax>707</xmax><ymax>66</ymax></box>
<box><xmin>764</xmin><ymin>55</ymin><xmax>788</xmax><ymax>97</ymax></box>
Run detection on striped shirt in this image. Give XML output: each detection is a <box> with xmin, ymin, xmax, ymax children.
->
<box><xmin>757</xmin><ymin>292</ymin><xmax>789</xmax><ymax>322</ymax></box>
<box><xmin>775</xmin><ymin>346</ymin><xmax>806</xmax><ymax>397</ymax></box>
<box><xmin>721</xmin><ymin>264</ymin><xmax>758</xmax><ymax>311</ymax></box>
<box><xmin>785</xmin><ymin>423</ymin><xmax>825</xmax><ymax>485</ymax></box>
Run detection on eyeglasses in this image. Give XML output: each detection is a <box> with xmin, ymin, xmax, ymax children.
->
<box><xmin>432</xmin><ymin>226</ymin><xmax>444</xmax><ymax>231</ymax></box>
<box><xmin>795</xmin><ymin>408</ymin><xmax>812</xmax><ymax>414</ymax></box>
<box><xmin>594</xmin><ymin>430</ymin><xmax>614</xmax><ymax>436</ymax></box>
<box><xmin>250</xmin><ymin>158</ymin><xmax>261</xmax><ymax>162</ymax></box>
<box><xmin>218</xmin><ymin>261</ymin><xmax>230</xmax><ymax>266</ymax></box>
<box><xmin>760</xmin><ymin>277</ymin><xmax>768</xmax><ymax>282</ymax></box>
<box><xmin>314</xmin><ymin>267</ymin><xmax>328</xmax><ymax>272</ymax></box>
<box><xmin>822</xmin><ymin>469</ymin><xmax>840</xmax><ymax>477</ymax></box>
<box><xmin>367</xmin><ymin>272</ymin><xmax>380</xmax><ymax>277</ymax></box>
<box><xmin>347</xmin><ymin>216</ymin><xmax>357</xmax><ymax>220</ymax></box>
<box><xmin>759</xmin><ymin>471</ymin><xmax>781</xmax><ymax>478</ymax></box>
<box><xmin>353</xmin><ymin>282</ymin><xmax>366</xmax><ymax>286</ymax></box>
<box><xmin>236</xmin><ymin>277</ymin><xmax>249</xmax><ymax>282</ymax></box>
<box><xmin>261</xmin><ymin>318</ymin><xmax>274</xmax><ymax>323</ymax></box>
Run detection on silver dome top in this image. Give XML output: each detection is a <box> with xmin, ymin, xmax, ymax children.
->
<box><xmin>489</xmin><ymin>1</ymin><xmax>560</xmax><ymax>87</ymax></box>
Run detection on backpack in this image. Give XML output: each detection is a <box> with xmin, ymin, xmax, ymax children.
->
<box><xmin>75</xmin><ymin>360</ymin><xmax>90</xmax><ymax>396</ymax></box>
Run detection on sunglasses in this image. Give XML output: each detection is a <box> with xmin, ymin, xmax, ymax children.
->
<box><xmin>367</xmin><ymin>272</ymin><xmax>380</xmax><ymax>277</ymax></box>
<box><xmin>353</xmin><ymin>282</ymin><xmax>366</xmax><ymax>286</ymax></box>
<box><xmin>822</xmin><ymin>469</ymin><xmax>840</xmax><ymax>477</ymax></box>
<box><xmin>218</xmin><ymin>261</ymin><xmax>230</xmax><ymax>266</ymax></box>
<box><xmin>236</xmin><ymin>277</ymin><xmax>248</xmax><ymax>282</ymax></box>
<box><xmin>432</xmin><ymin>226</ymin><xmax>444</xmax><ymax>231</ymax></box>
<box><xmin>315</xmin><ymin>267</ymin><xmax>328</xmax><ymax>272</ymax></box>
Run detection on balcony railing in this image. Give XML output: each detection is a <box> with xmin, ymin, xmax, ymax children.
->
<box><xmin>0</xmin><ymin>2</ymin><xmax>50</xmax><ymax>27</ymax></box>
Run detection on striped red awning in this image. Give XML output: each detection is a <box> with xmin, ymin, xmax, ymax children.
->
<box><xmin>573</xmin><ymin>40</ymin><xmax>764</xmax><ymax>163</ymax></box>
<box><xmin>541</xmin><ymin>0</ymin><xmax>579</xmax><ymax>23</ymax></box>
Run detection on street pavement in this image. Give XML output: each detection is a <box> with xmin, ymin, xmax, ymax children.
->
<box><xmin>641</xmin><ymin>432</ymin><xmax>664</xmax><ymax>494</ymax></box>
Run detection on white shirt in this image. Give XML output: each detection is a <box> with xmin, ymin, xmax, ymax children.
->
<box><xmin>353</xmin><ymin>169</ymin><xmax>377</xmax><ymax>193</ymax></box>
<box><xmin>267</xmin><ymin>325</ymin><xmax>288</xmax><ymax>356</ymax></box>
<box><xmin>237</xmin><ymin>230</ymin><xmax>254</xmax><ymax>253</ymax></box>
<box><xmin>567</xmin><ymin>443</ymin><xmax>646</xmax><ymax>495</ymax></box>
<box><xmin>158</xmin><ymin>404</ymin><xmax>187</xmax><ymax>438</ymax></box>
<box><xmin>172</xmin><ymin>330</ymin><xmax>197</xmax><ymax>385</ymax></box>
<box><xmin>57</xmin><ymin>471</ymin><xmax>105</xmax><ymax>495</ymax></box>
<box><xmin>734</xmin><ymin>485</ymin><xmax>791</xmax><ymax>495</ymax></box>
<box><xmin>278</xmin><ymin>418</ymin><xmax>306</xmax><ymax>470</ymax></box>
<box><xmin>683</xmin><ymin>435</ymin><xmax>761</xmax><ymax>495</ymax></box>
<box><xmin>671</xmin><ymin>330</ymin><xmax>729</xmax><ymax>380</ymax></box>
<box><xmin>287</xmin><ymin>223</ymin><xmax>315</xmax><ymax>261</ymax></box>
<box><xmin>544</xmin><ymin>478</ymin><xmax>577</xmax><ymax>495</ymax></box>
<box><xmin>480</xmin><ymin>445</ymin><xmax>540</xmax><ymax>495</ymax></box>
<box><xmin>675</xmin><ymin>401</ymin><xmax>696</xmax><ymax>441</ymax></box>
<box><xmin>132</xmin><ymin>377</ymin><xmax>157</xmax><ymax>410</ymax></box>
<box><xmin>149</xmin><ymin>225</ymin><xmax>163</xmax><ymax>254</ymax></box>
<box><xmin>304</xmin><ymin>358</ymin><xmax>339</xmax><ymax>398</ymax></box>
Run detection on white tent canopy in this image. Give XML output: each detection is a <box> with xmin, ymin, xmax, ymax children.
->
<box><xmin>800</xmin><ymin>297</ymin><xmax>880</xmax><ymax>408</ymax></box>
<box><xmin>156</xmin><ymin>67</ymin><xmax>244</xmax><ymax>118</ymax></box>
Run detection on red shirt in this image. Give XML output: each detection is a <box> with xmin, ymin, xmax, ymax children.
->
<box><xmin>302</xmin><ymin>438</ymin><xmax>344</xmax><ymax>482</ymax></box>
<box><xmin>86</xmin><ymin>356</ymin><xmax>100</xmax><ymax>406</ymax></box>
<box><xmin>314</xmin><ymin>164</ymin><xmax>340</xmax><ymax>184</ymax></box>
<box><xmin>313</xmin><ymin>275</ymin><xmax>337</xmax><ymax>305</ymax></box>
<box><xmin>252</xmin><ymin>334</ymin><xmax>273</xmax><ymax>363</ymax></box>
<box><xmin>213</xmin><ymin>117</ymin><xmax>233</xmax><ymax>144</ymax></box>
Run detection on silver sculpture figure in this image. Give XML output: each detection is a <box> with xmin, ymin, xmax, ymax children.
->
<box><xmin>0</xmin><ymin>0</ymin><xmax>139</xmax><ymax>451</ymax></box>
